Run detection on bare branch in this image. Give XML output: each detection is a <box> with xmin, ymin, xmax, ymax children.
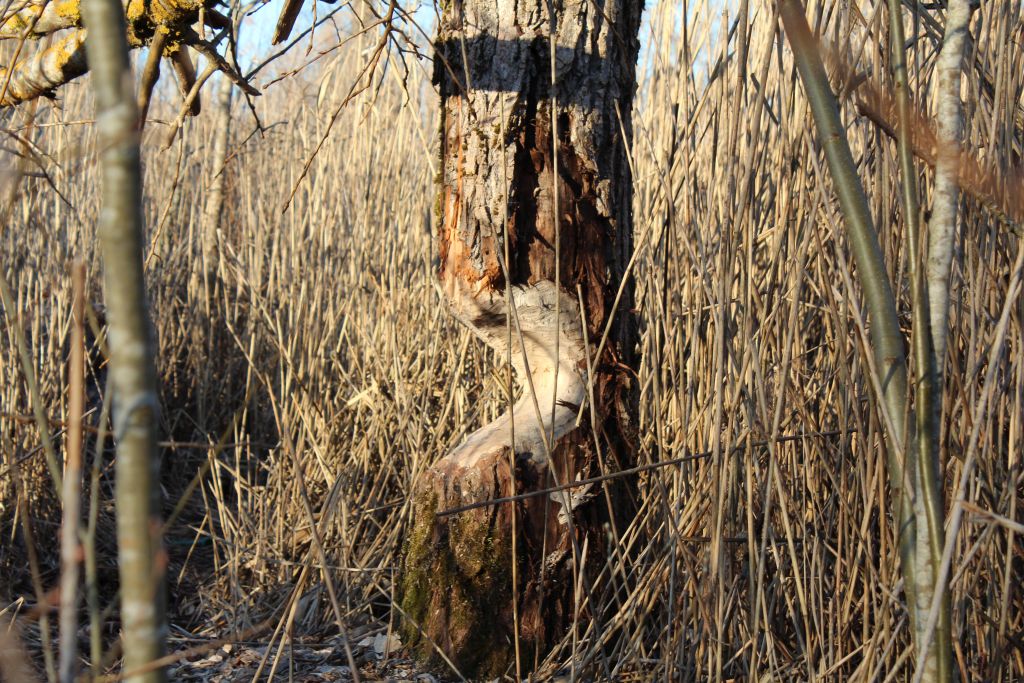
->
<box><xmin>0</xmin><ymin>0</ymin><xmax>82</xmax><ymax>38</ymax></box>
<box><xmin>180</xmin><ymin>27</ymin><xmax>260</xmax><ymax>96</ymax></box>
<box><xmin>162</xmin><ymin>58</ymin><xmax>216</xmax><ymax>148</ymax></box>
<box><xmin>168</xmin><ymin>44</ymin><xmax>201</xmax><ymax>116</ymax></box>
<box><xmin>0</xmin><ymin>29</ymin><xmax>87</xmax><ymax>106</ymax></box>
<box><xmin>272</xmin><ymin>0</ymin><xmax>303</xmax><ymax>44</ymax></box>
<box><xmin>137</xmin><ymin>26</ymin><xmax>168</xmax><ymax>127</ymax></box>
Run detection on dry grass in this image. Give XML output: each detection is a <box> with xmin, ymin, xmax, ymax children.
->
<box><xmin>1</xmin><ymin>1</ymin><xmax>1022</xmax><ymax>680</ymax></box>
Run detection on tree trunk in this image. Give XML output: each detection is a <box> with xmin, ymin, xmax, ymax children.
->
<box><xmin>400</xmin><ymin>0</ymin><xmax>642</xmax><ymax>677</ymax></box>
<box><xmin>80</xmin><ymin>0</ymin><xmax>166</xmax><ymax>678</ymax></box>
<box><xmin>201</xmin><ymin>73</ymin><xmax>233</xmax><ymax>267</ymax></box>
<box><xmin>928</xmin><ymin>0</ymin><xmax>972</xmax><ymax>378</ymax></box>
<box><xmin>195</xmin><ymin>69</ymin><xmax>234</xmax><ymax>308</ymax></box>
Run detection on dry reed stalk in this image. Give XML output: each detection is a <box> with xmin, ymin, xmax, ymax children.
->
<box><xmin>0</xmin><ymin>0</ymin><xmax>1021</xmax><ymax>680</ymax></box>
<box><xmin>57</xmin><ymin>261</ymin><xmax>85</xmax><ymax>683</ymax></box>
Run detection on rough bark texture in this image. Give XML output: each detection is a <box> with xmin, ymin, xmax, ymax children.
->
<box><xmin>400</xmin><ymin>0</ymin><xmax>642</xmax><ymax>677</ymax></box>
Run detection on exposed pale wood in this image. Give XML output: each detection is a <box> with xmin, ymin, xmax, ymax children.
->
<box><xmin>400</xmin><ymin>0</ymin><xmax>642</xmax><ymax>676</ymax></box>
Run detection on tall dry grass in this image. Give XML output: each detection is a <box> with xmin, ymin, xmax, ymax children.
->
<box><xmin>1</xmin><ymin>1</ymin><xmax>1022</xmax><ymax>680</ymax></box>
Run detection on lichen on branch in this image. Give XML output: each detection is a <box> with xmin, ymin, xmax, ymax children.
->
<box><xmin>0</xmin><ymin>29</ymin><xmax>87</xmax><ymax>106</ymax></box>
<box><xmin>0</xmin><ymin>0</ymin><xmax>255</xmax><ymax>108</ymax></box>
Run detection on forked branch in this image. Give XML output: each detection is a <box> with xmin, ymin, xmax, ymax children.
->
<box><xmin>0</xmin><ymin>0</ymin><xmax>261</xmax><ymax>109</ymax></box>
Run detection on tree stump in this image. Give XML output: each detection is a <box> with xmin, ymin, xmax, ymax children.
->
<box><xmin>401</xmin><ymin>0</ymin><xmax>643</xmax><ymax>677</ymax></box>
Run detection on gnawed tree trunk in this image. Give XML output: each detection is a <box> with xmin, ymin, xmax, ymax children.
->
<box><xmin>400</xmin><ymin>0</ymin><xmax>642</xmax><ymax>677</ymax></box>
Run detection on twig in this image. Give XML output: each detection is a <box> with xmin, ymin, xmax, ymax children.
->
<box><xmin>89</xmin><ymin>618</ymin><xmax>276</xmax><ymax>683</ymax></box>
<box><xmin>438</xmin><ymin>430</ymin><xmax>855</xmax><ymax>517</ymax></box>
<box><xmin>162</xmin><ymin>61</ymin><xmax>217</xmax><ymax>150</ymax></box>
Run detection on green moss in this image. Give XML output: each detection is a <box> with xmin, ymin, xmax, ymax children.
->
<box><xmin>399</xmin><ymin>492</ymin><xmax>438</xmax><ymax>630</ymax></box>
<box><xmin>399</xmin><ymin>486</ymin><xmax>518</xmax><ymax>679</ymax></box>
<box><xmin>432</xmin><ymin>192</ymin><xmax>443</xmax><ymax>236</ymax></box>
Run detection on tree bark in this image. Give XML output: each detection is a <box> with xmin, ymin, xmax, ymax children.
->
<box><xmin>400</xmin><ymin>0</ymin><xmax>642</xmax><ymax>677</ymax></box>
<box><xmin>927</xmin><ymin>0</ymin><xmax>972</xmax><ymax>377</ymax></box>
<box><xmin>80</xmin><ymin>0</ymin><xmax>166</xmax><ymax>678</ymax></box>
<box><xmin>201</xmin><ymin>72</ymin><xmax>233</xmax><ymax>258</ymax></box>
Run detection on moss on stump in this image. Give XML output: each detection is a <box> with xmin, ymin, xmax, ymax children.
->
<box><xmin>399</xmin><ymin>450</ymin><xmax>527</xmax><ymax>679</ymax></box>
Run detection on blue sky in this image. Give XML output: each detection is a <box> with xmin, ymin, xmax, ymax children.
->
<box><xmin>235</xmin><ymin>0</ymin><xmax>439</xmax><ymax>72</ymax></box>
<box><xmin>208</xmin><ymin>0</ymin><xmax>731</xmax><ymax>101</ymax></box>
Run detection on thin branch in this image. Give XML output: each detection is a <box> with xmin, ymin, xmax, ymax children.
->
<box><xmin>80</xmin><ymin>0</ymin><xmax>166</xmax><ymax>675</ymax></box>
<box><xmin>169</xmin><ymin>46</ymin><xmax>202</xmax><ymax>116</ymax></box>
<box><xmin>181</xmin><ymin>28</ymin><xmax>260</xmax><ymax>96</ymax></box>
<box><xmin>438</xmin><ymin>430</ymin><xmax>856</xmax><ymax>517</ymax></box>
<box><xmin>136</xmin><ymin>27</ymin><xmax>168</xmax><ymax>129</ymax></box>
<box><xmin>885</xmin><ymin>0</ymin><xmax>950</xmax><ymax>678</ymax></box>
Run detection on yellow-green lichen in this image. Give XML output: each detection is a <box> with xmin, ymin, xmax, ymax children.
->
<box><xmin>0</xmin><ymin>8</ymin><xmax>40</xmax><ymax>36</ymax></box>
<box><xmin>125</xmin><ymin>0</ymin><xmax>145</xmax><ymax>23</ymax></box>
<box><xmin>39</xmin><ymin>31</ymin><xmax>84</xmax><ymax>78</ymax></box>
<box><xmin>144</xmin><ymin>0</ymin><xmax>201</xmax><ymax>29</ymax></box>
<box><xmin>52</xmin><ymin>0</ymin><xmax>80</xmax><ymax>23</ymax></box>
